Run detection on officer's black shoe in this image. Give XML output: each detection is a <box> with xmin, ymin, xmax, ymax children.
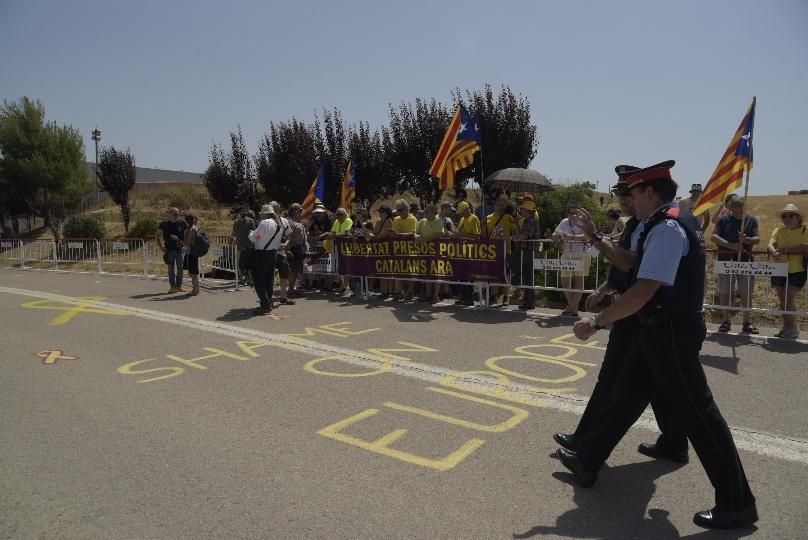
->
<box><xmin>553</xmin><ymin>433</ymin><xmax>577</xmax><ymax>451</ymax></box>
<box><xmin>693</xmin><ymin>504</ymin><xmax>758</xmax><ymax>529</ymax></box>
<box><xmin>637</xmin><ymin>442</ymin><xmax>689</xmax><ymax>464</ymax></box>
<box><xmin>556</xmin><ymin>448</ymin><xmax>596</xmax><ymax>488</ymax></box>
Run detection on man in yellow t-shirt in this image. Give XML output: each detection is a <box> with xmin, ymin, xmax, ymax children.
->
<box><xmin>324</xmin><ymin>207</ymin><xmax>353</xmax><ymax>294</ymax></box>
<box><xmin>391</xmin><ymin>199</ymin><xmax>417</xmax><ymax>299</ymax></box>
<box><xmin>454</xmin><ymin>201</ymin><xmax>480</xmax><ymax>306</ymax></box>
<box><xmin>767</xmin><ymin>203</ymin><xmax>808</xmax><ymax>339</ymax></box>
<box><xmin>485</xmin><ymin>194</ymin><xmax>515</xmax><ymax>305</ymax></box>
<box><xmin>416</xmin><ymin>203</ymin><xmax>445</xmax><ymax>303</ymax></box>
<box><xmin>456</xmin><ymin>201</ymin><xmax>481</xmax><ymax>238</ymax></box>
<box><xmin>392</xmin><ymin>199</ymin><xmax>418</xmax><ymax>237</ymax></box>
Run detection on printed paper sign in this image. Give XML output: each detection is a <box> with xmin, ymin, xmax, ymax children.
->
<box><xmin>534</xmin><ymin>258</ymin><xmax>585</xmax><ymax>272</ymax></box>
<box><xmin>67</xmin><ymin>242</ymin><xmax>83</xmax><ymax>249</ymax></box>
<box><xmin>1</xmin><ymin>241</ymin><xmax>13</xmax><ymax>248</ymax></box>
<box><xmin>209</xmin><ymin>246</ymin><xmax>224</xmax><ymax>257</ymax></box>
<box><xmin>112</xmin><ymin>242</ymin><xmax>129</xmax><ymax>250</ymax></box>
<box><xmin>305</xmin><ymin>251</ymin><xmax>334</xmax><ymax>274</ymax></box>
<box><xmin>713</xmin><ymin>261</ymin><xmax>788</xmax><ymax>277</ymax></box>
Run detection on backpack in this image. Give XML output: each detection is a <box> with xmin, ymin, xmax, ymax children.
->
<box><xmin>192</xmin><ymin>227</ymin><xmax>211</xmax><ymax>257</ymax></box>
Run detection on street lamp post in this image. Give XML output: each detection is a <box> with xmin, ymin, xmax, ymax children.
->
<box><xmin>91</xmin><ymin>127</ymin><xmax>101</xmax><ymax>203</ymax></box>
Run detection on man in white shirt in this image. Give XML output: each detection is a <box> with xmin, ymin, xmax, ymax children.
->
<box><xmin>249</xmin><ymin>204</ymin><xmax>282</xmax><ymax>315</ymax></box>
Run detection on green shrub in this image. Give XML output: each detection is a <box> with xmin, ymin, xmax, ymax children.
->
<box><xmin>128</xmin><ymin>214</ymin><xmax>159</xmax><ymax>239</ymax></box>
<box><xmin>63</xmin><ymin>214</ymin><xmax>106</xmax><ymax>239</ymax></box>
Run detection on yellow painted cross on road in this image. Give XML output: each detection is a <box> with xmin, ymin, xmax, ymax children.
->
<box><xmin>36</xmin><ymin>350</ymin><xmax>80</xmax><ymax>364</ymax></box>
<box><xmin>22</xmin><ymin>296</ymin><xmax>131</xmax><ymax>326</ymax></box>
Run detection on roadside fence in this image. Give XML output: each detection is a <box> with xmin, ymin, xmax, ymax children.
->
<box><xmin>4</xmin><ymin>236</ymin><xmax>806</xmax><ymax>322</ymax></box>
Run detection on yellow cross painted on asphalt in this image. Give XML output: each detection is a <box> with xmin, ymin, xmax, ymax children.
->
<box><xmin>21</xmin><ymin>296</ymin><xmax>132</xmax><ymax>326</ymax></box>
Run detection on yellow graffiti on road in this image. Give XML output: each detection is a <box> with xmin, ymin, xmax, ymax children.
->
<box><xmin>21</xmin><ymin>296</ymin><xmax>131</xmax><ymax>326</ymax></box>
<box><xmin>35</xmin><ymin>350</ymin><xmax>79</xmax><ymax>364</ymax></box>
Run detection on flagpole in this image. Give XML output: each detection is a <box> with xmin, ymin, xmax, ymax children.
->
<box><xmin>736</xmin><ymin>96</ymin><xmax>756</xmax><ymax>258</ymax></box>
<box><xmin>476</xmin><ymin>115</ymin><xmax>486</xmax><ymax>236</ymax></box>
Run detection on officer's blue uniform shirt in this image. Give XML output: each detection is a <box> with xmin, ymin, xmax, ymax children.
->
<box><xmin>630</xmin><ymin>202</ymin><xmax>690</xmax><ymax>287</ymax></box>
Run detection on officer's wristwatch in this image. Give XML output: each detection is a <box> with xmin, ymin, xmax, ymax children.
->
<box><xmin>588</xmin><ymin>315</ymin><xmax>605</xmax><ymax>330</ymax></box>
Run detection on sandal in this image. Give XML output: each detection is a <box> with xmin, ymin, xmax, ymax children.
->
<box><xmin>718</xmin><ymin>320</ymin><xmax>731</xmax><ymax>333</ymax></box>
<box><xmin>741</xmin><ymin>323</ymin><xmax>759</xmax><ymax>335</ymax></box>
<box><xmin>279</xmin><ymin>297</ymin><xmax>296</xmax><ymax>305</ymax></box>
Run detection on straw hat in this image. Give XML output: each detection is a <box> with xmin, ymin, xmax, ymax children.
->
<box><xmin>259</xmin><ymin>204</ymin><xmax>275</xmax><ymax>216</ymax></box>
<box><xmin>780</xmin><ymin>203</ymin><xmax>803</xmax><ymax>221</ymax></box>
<box><xmin>313</xmin><ymin>204</ymin><xmax>327</xmax><ymax>214</ymax></box>
<box><xmin>519</xmin><ymin>200</ymin><xmax>537</xmax><ymax>212</ymax></box>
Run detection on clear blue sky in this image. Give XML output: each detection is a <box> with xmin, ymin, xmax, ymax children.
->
<box><xmin>1</xmin><ymin>0</ymin><xmax>806</xmax><ymax>196</ymax></box>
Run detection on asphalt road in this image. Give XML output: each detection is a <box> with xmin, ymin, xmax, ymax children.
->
<box><xmin>1</xmin><ymin>268</ymin><xmax>807</xmax><ymax>539</ymax></box>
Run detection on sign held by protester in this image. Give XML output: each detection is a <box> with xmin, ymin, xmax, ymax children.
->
<box><xmin>713</xmin><ymin>261</ymin><xmax>788</xmax><ymax>277</ymax></box>
<box><xmin>534</xmin><ymin>257</ymin><xmax>585</xmax><ymax>272</ymax></box>
<box><xmin>336</xmin><ymin>237</ymin><xmax>506</xmax><ymax>282</ymax></box>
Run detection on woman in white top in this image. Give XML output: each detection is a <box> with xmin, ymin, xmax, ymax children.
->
<box><xmin>552</xmin><ymin>203</ymin><xmax>591</xmax><ymax>316</ymax></box>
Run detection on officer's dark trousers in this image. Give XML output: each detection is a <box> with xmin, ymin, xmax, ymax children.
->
<box><xmin>578</xmin><ymin>315</ymin><xmax>755</xmax><ymax>511</ymax></box>
<box><xmin>574</xmin><ymin>318</ymin><xmax>687</xmax><ymax>451</ymax></box>
<box><xmin>253</xmin><ymin>250</ymin><xmax>276</xmax><ymax>310</ymax></box>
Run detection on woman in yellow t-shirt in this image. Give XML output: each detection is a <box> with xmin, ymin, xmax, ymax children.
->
<box><xmin>767</xmin><ymin>204</ymin><xmax>808</xmax><ymax>339</ymax></box>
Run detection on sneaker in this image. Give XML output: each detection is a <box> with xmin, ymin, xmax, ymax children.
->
<box><xmin>176</xmin><ymin>286</ymin><xmax>187</xmax><ymax>293</ymax></box>
<box><xmin>779</xmin><ymin>328</ymin><xmax>800</xmax><ymax>339</ymax></box>
<box><xmin>168</xmin><ymin>286</ymin><xmax>177</xmax><ymax>293</ymax></box>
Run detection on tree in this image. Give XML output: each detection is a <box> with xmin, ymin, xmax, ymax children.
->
<box><xmin>386</xmin><ymin>98</ymin><xmax>453</xmax><ymax>204</ymax></box>
<box><xmin>0</xmin><ymin>97</ymin><xmax>43</xmax><ymax>228</ymax></box>
<box><xmin>203</xmin><ymin>143</ymin><xmax>238</xmax><ymax>206</ymax></box>
<box><xmin>453</xmin><ymin>84</ymin><xmax>539</xmax><ymax>199</ymax></box>
<box><xmin>0</xmin><ymin>97</ymin><xmax>89</xmax><ymax>238</ymax></box>
<box><xmin>536</xmin><ymin>183</ymin><xmax>606</xmax><ymax>238</ymax></box>
<box><xmin>313</xmin><ymin>107</ymin><xmax>350</xmax><ymax>209</ymax></box>
<box><xmin>97</xmin><ymin>146</ymin><xmax>136</xmax><ymax>231</ymax></box>
<box><xmin>255</xmin><ymin>117</ymin><xmax>319</xmax><ymax>207</ymax></box>
<box><xmin>347</xmin><ymin>122</ymin><xmax>397</xmax><ymax>208</ymax></box>
<box><xmin>203</xmin><ymin>126</ymin><xmax>261</xmax><ymax>212</ymax></box>
<box><xmin>229</xmin><ymin>127</ymin><xmax>260</xmax><ymax>211</ymax></box>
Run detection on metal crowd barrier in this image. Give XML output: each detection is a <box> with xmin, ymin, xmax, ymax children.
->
<box><xmin>7</xmin><ymin>237</ymin><xmax>239</xmax><ymax>287</ymax></box>
<box><xmin>704</xmin><ymin>249</ymin><xmax>808</xmax><ymax>318</ymax></box>
<box><xmin>6</xmin><ymin>234</ymin><xmax>806</xmax><ymax>324</ymax></box>
<box><xmin>0</xmin><ymin>239</ymin><xmax>23</xmax><ymax>268</ymax></box>
<box><xmin>99</xmin><ymin>238</ymin><xmax>147</xmax><ymax>275</ymax></box>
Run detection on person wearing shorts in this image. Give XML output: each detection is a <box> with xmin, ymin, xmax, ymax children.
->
<box><xmin>553</xmin><ymin>204</ymin><xmax>590</xmax><ymax>316</ymax></box>
<box><xmin>286</xmin><ymin>204</ymin><xmax>308</xmax><ymax>298</ymax></box>
<box><xmin>270</xmin><ymin>201</ymin><xmax>295</xmax><ymax>306</ymax></box>
<box><xmin>711</xmin><ymin>196</ymin><xmax>760</xmax><ymax>333</ymax></box>
<box><xmin>768</xmin><ymin>203</ymin><xmax>808</xmax><ymax>339</ymax></box>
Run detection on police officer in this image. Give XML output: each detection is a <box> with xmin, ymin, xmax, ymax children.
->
<box><xmin>553</xmin><ymin>165</ymin><xmax>688</xmax><ymax>464</ymax></box>
<box><xmin>556</xmin><ymin>161</ymin><xmax>758</xmax><ymax>529</ymax></box>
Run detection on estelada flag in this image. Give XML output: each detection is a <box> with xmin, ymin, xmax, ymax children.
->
<box><xmin>693</xmin><ymin>98</ymin><xmax>755</xmax><ymax>216</ymax></box>
<box><xmin>339</xmin><ymin>161</ymin><xmax>356</xmax><ymax>210</ymax></box>
<box><xmin>429</xmin><ymin>105</ymin><xmax>481</xmax><ymax>190</ymax></box>
<box><xmin>301</xmin><ymin>164</ymin><xmax>326</xmax><ymax>219</ymax></box>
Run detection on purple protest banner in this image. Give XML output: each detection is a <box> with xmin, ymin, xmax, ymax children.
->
<box><xmin>335</xmin><ymin>237</ymin><xmax>506</xmax><ymax>282</ymax></box>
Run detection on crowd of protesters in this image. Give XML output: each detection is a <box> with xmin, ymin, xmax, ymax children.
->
<box><xmin>149</xmin><ymin>187</ymin><xmax>807</xmax><ymax>338</ymax></box>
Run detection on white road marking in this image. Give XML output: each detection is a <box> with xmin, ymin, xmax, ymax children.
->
<box><xmin>3</xmin><ymin>285</ymin><xmax>808</xmax><ymax>466</ymax></box>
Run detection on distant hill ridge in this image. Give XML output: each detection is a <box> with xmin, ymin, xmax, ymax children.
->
<box><xmin>86</xmin><ymin>162</ymin><xmax>202</xmax><ymax>184</ymax></box>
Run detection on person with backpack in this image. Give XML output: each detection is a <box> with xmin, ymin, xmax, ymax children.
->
<box><xmin>767</xmin><ymin>203</ymin><xmax>808</xmax><ymax>339</ymax></box>
<box><xmin>156</xmin><ymin>207</ymin><xmax>188</xmax><ymax>293</ymax></box>
<box><xmin>183</xmin><ymin>214</ymin><xmax>202</xmax><ymax>296</ymax></box>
